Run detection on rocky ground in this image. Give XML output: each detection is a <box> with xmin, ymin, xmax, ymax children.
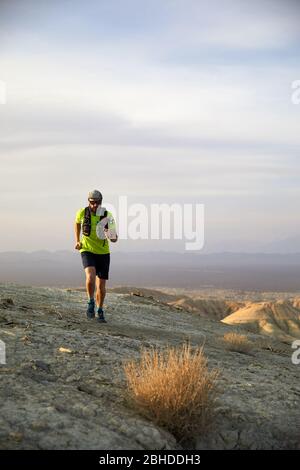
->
<box><xmin>0</xmin><ymin>283</ymin><xmax>299</xmax><ymax>450</ymax></box>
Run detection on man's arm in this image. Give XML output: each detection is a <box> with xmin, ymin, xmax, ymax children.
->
<box><xmin>74</xmin><ymin>222</ymin><xmax>82</xmax><ymax>250</ymax></box>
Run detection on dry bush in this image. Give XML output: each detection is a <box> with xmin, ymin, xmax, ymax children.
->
<box><xmin>124</xmin><ymin>343</ymin><xmax>219</xmax><ymax>441</ymax></box>
<box><xmin>223</xmin><ymin>332</ymin><xmax>253</xmax><ymax>354</ymax></box>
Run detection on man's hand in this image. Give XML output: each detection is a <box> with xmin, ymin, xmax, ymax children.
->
<box><xmin>75</xmin><ymin>241</ymin><xmax>82</xmax><ymax>250</ymax></box>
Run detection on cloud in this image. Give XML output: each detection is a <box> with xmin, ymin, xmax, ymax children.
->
<box><xmin>1</xmin><ymin>50</ymin><xmax>299</xmax><ymax>152</ymax></box>
<box><xmin>2</xmin><ymin>0</ymin><xmax>300</xmax><ymax>52</ymax></box>
<box><xmin>162</xmin><ymin>0</ymin><xmax>300</xmax><ymax>52</ymax></box>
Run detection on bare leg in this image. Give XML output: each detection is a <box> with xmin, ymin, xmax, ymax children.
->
<box><xmin>96</xmin><ymin>277</ymin><xmax>106</xmax><ymax>308</ymax></box>
<box><xmin>85</xmin><ymin>267</ymin><xmax>96</xmax><ymax>300</ymax></box>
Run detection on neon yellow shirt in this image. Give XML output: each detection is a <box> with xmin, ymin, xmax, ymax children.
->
<box><xmin>75</xmin><ymin>208</ymin><xmax>116</xmax><ymax>255</ymax></box>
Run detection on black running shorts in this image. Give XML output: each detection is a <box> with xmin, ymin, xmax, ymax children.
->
<box><xmin>81</xmin><ymin>252</ymin><xmax>110</xmax><ymax>280</ymax></box>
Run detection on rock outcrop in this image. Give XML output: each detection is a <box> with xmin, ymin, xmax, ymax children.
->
<box><xmin>222</xmin><ymin>300</ymin><xmax>300</xmax><ymax>343</ymax></box>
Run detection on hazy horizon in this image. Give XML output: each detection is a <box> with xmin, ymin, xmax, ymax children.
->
<box><xmin>2</xmin><ymin>250</ymin><xmax>300</xmax><ymax>291</ymax></box>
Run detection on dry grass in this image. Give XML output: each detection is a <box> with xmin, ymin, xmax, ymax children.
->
<box><xmin>223</xmin><ymin>332</ymin><xmax>253</xmax><ymax>354</ymax></box>
<box><xmin>124</xmin><ymin>343</ymin><xmax>219</xmax><ymax>441</ymax></box>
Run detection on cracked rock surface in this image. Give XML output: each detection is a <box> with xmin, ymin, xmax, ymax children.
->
<box><xmin>0</xmin><ymin>284</ymin><xmax>299</xmax><ymax>450</ymax></box>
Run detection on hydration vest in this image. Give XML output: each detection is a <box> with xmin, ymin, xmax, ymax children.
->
<box><xmin>82</xmin><ymin>207</ymin><xmax>108</xmax><ymax>237</ymax></box>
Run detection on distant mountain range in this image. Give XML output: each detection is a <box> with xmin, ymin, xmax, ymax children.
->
<box><xmin>1</xmin><ymin>250</ymin><xmax>300</xmax><ymax>291</ymax></box>
<box><xmin>257</xmin><ymin>235</ymin><xmax>300</xmax><ymax>254</ymax></box>
<box><xmin>203</xmin><ymin>235</ymin><xmax>300</xmax><ymax>254</ymax></box>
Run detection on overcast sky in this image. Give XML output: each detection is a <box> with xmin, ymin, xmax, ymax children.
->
<box><xmin>0</xmin><ymin>0</ymin><xmax>299</xmax><ymax>252</ymax></box>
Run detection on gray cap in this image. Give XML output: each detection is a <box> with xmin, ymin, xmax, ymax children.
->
<box><xmin>88</xmin><ymin>189</ymin><xmax>102</xmax><ymax>201</ymax></box>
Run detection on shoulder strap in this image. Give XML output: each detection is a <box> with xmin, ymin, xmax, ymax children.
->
<box><xmin>101</xmin><ymin>210</ymin><xmax>108</xmax><ymax>229</ymax></box>
<box><xmin>82</xmin><ymin>206</ymin><xmax>92</xmax><ymax>236</ymax></box>
<box><xmin>99</xmin><ymin>210</ymin><xmax>109</xmax><ymax>246</ymax></box>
